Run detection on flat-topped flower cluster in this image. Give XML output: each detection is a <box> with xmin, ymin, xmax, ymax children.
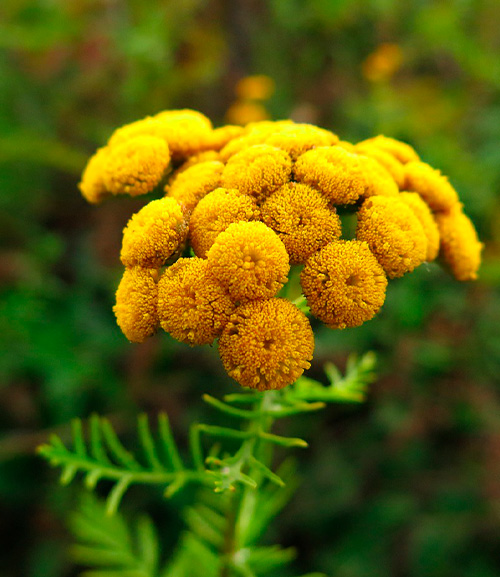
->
<box><xmin>80</xmin><ymin>109</ymin><xmax>482</xmax><ymax>391</ymax></box>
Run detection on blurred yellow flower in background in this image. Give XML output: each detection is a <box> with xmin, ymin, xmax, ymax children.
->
<box><xmin>362</xmin><ymin>43</ymin><xmax>403</xmax><ymax>82</ymax></box>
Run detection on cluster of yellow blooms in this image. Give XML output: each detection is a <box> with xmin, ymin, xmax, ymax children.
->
<box><xmin>80</xmin><ymin>109</ymin><xmax>482</xmax><ymax>391</ymax></box>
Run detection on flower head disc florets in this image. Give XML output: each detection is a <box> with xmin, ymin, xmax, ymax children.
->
<box><xmin>261</xmin><ymin>183</ymin><xmax>342</xmax><ymax>264</ymax></box>
<box><xmin>120</xmin><ymin>197</ymin><xmax>188</xmax><ymax>269</ymax></box>
<box><xmin>81</xmin><ymin>112</ymin><xmax>482</xmax><ymax>390</ymax></box>
<box><xmin>293</xmin><ymin>146</ymin><xmax>398</xmax><ymax>205</ymax></box>
<box><xmin>114</xmin><ymin>267</ymin><xmax>159</xmax><ymax>343</ymax></box>
<box><xmin>207</xmin><ymin>221</ymin><xmax>290</xmax><ymax>303</ymax></box>
<box><xmin>356</xmin><ymin>195</ymin><xmax>427</xmax><ymax>278</ymax></box>
<box><xmin>435</xmin><ymin>204</ymin><xmax>483</xmax><ymax>281</ymax></box>
<box><xmin>301</xmin><ymin>241</ymin><xmax>388</xmax><ymax>329</ymax></box>
<box><xmin>221</xmin><ymin>144</ymin><xmax>292</xmax><ymax>204</ymax></box>
<box><xmin>218</xmin><ymin>298</ymin><xmax>314</xmax><ymax>390</ymax></box>
<box><xmin>157</xmin><ymin>258</ymin><xmax>235</xmax><ymax>345</ymax></box>
<box><xmin>189</xmin><ymin>188</ymin><xmax>260</xmax><ymax>258</ymax></box>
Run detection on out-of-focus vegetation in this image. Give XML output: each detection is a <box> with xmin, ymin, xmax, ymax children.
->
<box><xmin>0</xmin><ymin>1</ymin><xmax>499</xmax><ymax>576</ymax></box>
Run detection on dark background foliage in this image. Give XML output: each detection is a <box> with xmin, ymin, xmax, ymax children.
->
<box><xmin>1</xmin><ymin>1</ymin><xmax>499</xmax><ymax>575</ymax></box>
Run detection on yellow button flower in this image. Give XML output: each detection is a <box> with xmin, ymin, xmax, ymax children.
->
<box><xmin>166</xmin><ymin>160</ymin><xmax>224</xmax><ymax>215</ymax></box>
<box><xmin>157</xmin><ymin>258</ymin><xmax>235</xmax><ymax>345</ymax></box>
<box><xmin>219</xmin><ymin>120</ymin><xmax>295</xmax><ymax>160</ymax></box>
<box><xmin>355</xmin><ymin>142</ymin><xmax>405</xmax><ymax>188</ymax></box>
<box><xmin>175</xmin><ymin>150</ymin><xmax>221</xmax><ymax>174</ymax></box>
<box><xmin>113</xmin><ymin>267</ymin><xmax>159</xmax><ymax>343</ymax></box>
<box><xmin>294</xmin><ymin>146</ymin><xmax>398</xmax><ymax>205</ymax></box>
<box><xmin>435</xmin><ymin>205</ymin><xmax>483</xmax><ymax>281</ymax></box>
<box><xmin>218</xmin><ymin>298</ymin><xmax>314</xmax><ymax>390</ymax></box>
<box><xmin>120</xmin><ymin>197</ymin><xmax>188</xmax><ymax>268</ymax></box>
<box><xmin>221</xmin><ymin>144</ymin><xmax>292</xmax><ymax>204</ymax></box>
<box><xmin>264</xmin><ymin>123</ymin><xmax>339</xmax><ymax>160</ymax></box>
<box><xmin>399</xmin><ymin>192</ymin><xmax>440</xmax><ymax>261</ymax></box>
<box><xmin>357</xmin><ymin>135</ymin><xmax>420</xmax><ymax>164</ymax></box>
<box><xmin>356</xmin><ymin>196</ymin><xmax>427</xmax><ymax>278</ymax></box>
<box><xmin>190</xmin><ymin>188</ymin><xmax>260</xmax><ymax>258</ymax></box>
<box><xmin>102</xmin><ymin>136</ymin><xmax>170</xmax><ymax>198</ymax></box>
<box><xmin>208</xmin><ymin>125</ymin><xmax>245</xmax><ymax>151</ymax></box>
<box><xmin>261</xmin><ymin>183</ymin><xmax>342</xmax><ymax>264</ymax></box>
<box><xmin>404</xmin><ymin>161</ymin><xmax>459</xmax><ymax>212</ymax></box>
<box><xmin>78</xmin><ymin>146</ymin><xmax>111</xmax><ymax>204</ymax></box>
<box><xmin>109</xmin><ymin>109</ymin><xmax>213</xmax><ymax>162</ymax></box>
<box><xmin>301</xmin><ymin>240</ymin><xmax>388</xmax><ymax>329</ymax></box>
<box><xmin>207</xmin><ymin>221</ymin><xmax>289</xmax><ymax>303</ymax></box>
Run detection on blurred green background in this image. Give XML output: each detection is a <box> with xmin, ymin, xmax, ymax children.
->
<box><xmin>1</xmin><ymin>0</ymin><xmax>500</xmax><ymax>576</ymax></box>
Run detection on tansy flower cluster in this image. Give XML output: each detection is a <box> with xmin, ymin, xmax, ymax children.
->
<box><xmin>79</xmin><ymin>110</ymin><xmax>482</xmax><ymax>391</ymax></box>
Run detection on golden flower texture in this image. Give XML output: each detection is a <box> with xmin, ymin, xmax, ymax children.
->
<box><xmin>121</xmin><ymin>197</ymin><xmax>188</xmax><ymax>268</ymax></box>
<box><xmin>358</xmin><ymin>135</ymin><xmax>420</xmax><ymax>164</ymax></box>
<box><xmin>114</xmin><ymin>267</ymin><xmax>159</xmax><ymax>343</ymax></box>
<box><xmin>399</xmin><ymin>192</ymin><xmax>440</xmax><ymax>261</ymax></box>
<box><xmin>79</xmin><ymin>146</ymin><xmax>110</xmax><ymax>204</ymax></box>
<box><xmin>221</xmin><ymin>144</ymin><xmax>292</xmax><ymax>204</ymax></box>
<box><xmin>218</xmin><ymin>298</ymin><xmax>314</xmax><ymax>390</ymax></box>
<box><xmin>109</xmin><ymin>109</ymin><xmax>214</xmax><ymax>162</ymax></box>
<box><xmin>80</xmin><ymin>111</ymin><xmax>482</xmax><ymax>390</ymax></box>
<box><xmin>103</xmin><ymin>136</ymin><xmax>170</xmax><ymax>197</ymax></box>
<box><xmin>356</xmin><ymin>196</ymin><xmax>427</xmax><ymax>278</ymax></box>
<box><xmin>404</xmin><ymin>161</ymin><xmax>459</xmax><ymax>212</ymax></box>
<box><xmin>435</xmin><ymin>205</ymin><xmax>483</xmax><ymax>281</ymax></box>
<box><xmin>301</xmin><ymin>240</ymin><xmax>388</xmax><ymax>329</ymax></box>
<box><xmin>190</xmin><ymin>188</ymin><xmax>260</xmax><ymax>258</ymax></box>
<box><xmin>166</xmin><ymin>160</ymin><xmax>224</xmax><ymax>215</ymax></box>
<box><xmin>355</xmin><ymin>142</ymin><xmax>405</xmax><ymax>188</ymax></box>
<box><xmin>219</xmin><ymin>120</ymin><xmax>296</xmax><ymax>160</ymax></box>
<box><xmin>294</xmin><ymin>146</ymin><xmax>398</xmax><ymax>205</ymax></box>
<box><xmin>261</xmin><ymin>183</ymin><xmax>342</xmax><ymax>264</ymax></box>
<box><xmin>207</xmin><ymin>221</ymin><xmax>289</xmax><ymax>303</ymax></box>
<box><xmin>157</xmin><ymin>258</ymin><xmax>235</xmax><ymax>345</ymax></box>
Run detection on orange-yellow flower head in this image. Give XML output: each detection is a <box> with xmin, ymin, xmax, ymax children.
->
<box><xmin>435</xmin><ymin>205</ymin><xmax>482</xmax><ymax>281</ymax></box>
<box><xmin>157</xmin><ymin>258</ymin><xmax>235</xmax><ymax>346</ymax></box>
<box><xmin>357</xmin><ymin>135</ymin><xmax>420</xmax><ymax>164</ymax></box>
<box><xmin>301</xmin><ymin>240</ymin><xmax>388</xmax><ymax>329</ymax></box>
<box><xmin>207</xmin><ymin>125</ymin><xmax>245</xmax><ymax>152</ymax></box>
<box><xmin>355</xmin><ymin>142</ymin><xmax>406</xmax><ymax>188</ymax></box>
<box><xmin>404</xmin><ymin>161</ymin><xmax>460</xmax><ymax>212</ymax></box>
<box><xmin>218</xmin><ymin>298</ymin><xmax>314</xmax><ymax>390</ymax></box>
<box><xmin>166</xmin><ymin>160</ymin><xmax>224</xmax><ymax>215</ymax></box>
<box><xmin>261</xmin><ymin>183</ymin><xmax>342</xmax><ymax>264</ymax></box>
<box><xmin>79</xmin><ymin>146</ymin><xmax>111</xmax><ymax>204</ymax></box>
<box><xmin>294</xmin><ymin>146</ymin><xmax>398</xmax><ymax>205</ymax></box>
<box><xmin>356</xmin><ymin>195</ymin><xmax>427</xmax><ymax>278</ymax></box>
<box><xmin>221</xmin><ymin>144</ymin><xmax>292</xmax><ymax>204</ymax></box>
<box><xmin>219</xmin><ymin>120</ymin><xmax>295</xmax><ymax>160</ymax></box>
<box><xmin>264</xmin><ymin>123</ymin><xmax>339</xmax><ymax>160</ymax></box>
<box><xmin>109</xmin><ymin>109</ymin><xmax>214</xmax><ymax>163</ymax></box>
<box><xmin>113</xmin><ymin>267</ymin><xmax>159</xmax><ymax>343</ymax></box>
<box><xmin>102</xmin><ymin>136</ymin><xmax>170</xmax><ymax>198</ymax></box>
<box><xmin>189</xmin><ymin>188</ymin><xmax>260</xmax><ymax>258</ymax></box>
<box><xmin>399</xmin><ymin>192</ymin><xmax>440</xmax><ymax>261</ymax></box>
<box><xmin>207</xmin><ymin>221</ymin><xmax>289</xmax><ymax>303</ymax></box>
<box><xmin>121</xmin><ymin>197</ymin><xmax>188</xmax><ymax>268</ymax></box>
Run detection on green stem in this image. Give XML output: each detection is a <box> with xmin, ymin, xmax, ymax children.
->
<box><xmin>218</xmin><ymin>391</ymin><xmax>279</xmax><ymax>577</ymax></box>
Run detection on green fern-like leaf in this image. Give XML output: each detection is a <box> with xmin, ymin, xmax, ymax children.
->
<box><xmin>38</xmin><ymin>413</ymin><xmax>212</xmax><ymax>514</ymax></box>
<box><xmin>70</xmin><ymin>493</ymin><xmax>160</xmax><ymax>577</ymax></box>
